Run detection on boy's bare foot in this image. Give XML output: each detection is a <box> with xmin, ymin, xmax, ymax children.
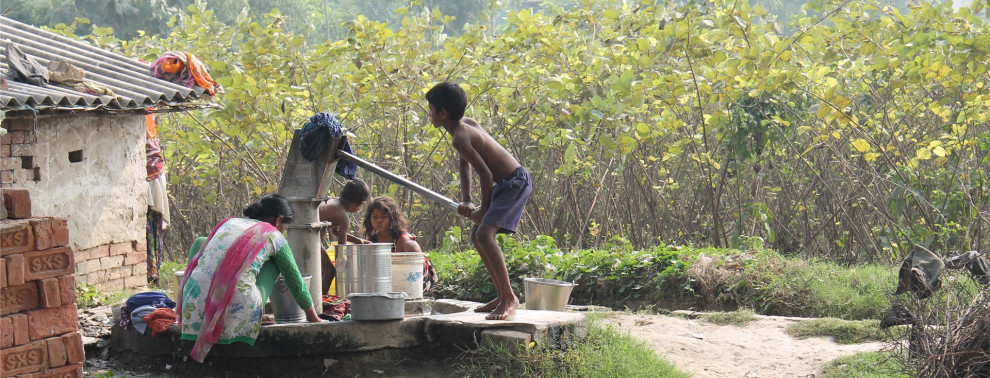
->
<box><xmin>474</xmin><ymin>298</ymin><xmax>499</xmax><ymax>312</ymax></box>
<box><xmin>485</xmin><ymin>296</ymin><xmax>519</xmax><ymax>320</ymax></box>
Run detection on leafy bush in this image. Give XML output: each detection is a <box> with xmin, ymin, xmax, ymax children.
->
<box><xmin>50</xmin><ymin>0</ymin><xmax>990</xmax><ymax>264</ymax></box>
<box><xmin>432</xmin><ymin>238</ymin><xmax>895</xmax><ymax>320</ymax></box>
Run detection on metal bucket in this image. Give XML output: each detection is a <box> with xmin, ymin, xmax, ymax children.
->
<box><xmin>271</xmin><ymin>274</ymin><xmax>312</xmax><ymax>323</ymax></box>
<box><xmin>335</xmin><ymin>243</ymin><xmax>393</xmax><ymax>298</ymax></box>
<box><xmin>523</xmin><ymin>277</ymin><xmax>577</xmax><ymax>312</ymax></box>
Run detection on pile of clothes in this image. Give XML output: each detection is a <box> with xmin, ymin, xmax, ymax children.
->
<box><xmin>320</xmin><ymin>294</ymin><xmax>350</xmax><ymax>321</ymax></box>
<box><xmin>119</xmin><ymin>291</ymin><xmax>177</xmax><ymax>337</ymax></box>
<box><xmin>150</xmin><ymin>51</ymin><xmax>221</xmax><ymax>96</ymax></box>
<box><xmin>5</xmin><ymin>42</ymin><xmax>119</xmax><ymax>98</ymax></box>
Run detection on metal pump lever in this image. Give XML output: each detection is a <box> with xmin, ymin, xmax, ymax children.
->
<box><xmin>336</xmin><ymin>150</ymin><xmax>459</xmax><ymax>210</ymax></box>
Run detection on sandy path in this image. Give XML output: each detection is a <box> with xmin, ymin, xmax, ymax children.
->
<box><xmin>605</xmin><ymin>313</ymin><xmax>883</xmax><ymax>378</ymax></box>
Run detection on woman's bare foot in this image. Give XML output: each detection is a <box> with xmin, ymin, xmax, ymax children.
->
<box><xmin>486</xmin><ymin>296</ymin><xmax>519</xmax><ymax>320</ymax></box>
<box><xmin>474</xmin><ymin>298</ymin><xmax>499</xmax><ymax>313</ymax></box>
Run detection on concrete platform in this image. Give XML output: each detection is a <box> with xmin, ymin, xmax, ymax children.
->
<box><xmin>110</xmin><ymin>299</ymin><xmax>586</xmax><ymax>376</ymax></box>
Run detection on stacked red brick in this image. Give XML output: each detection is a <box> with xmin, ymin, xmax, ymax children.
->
<box><xmin>0</xmin><ymin>119</ymin><xmax>33</xmax><ymax>185</ymax></box>
<box><xmin>1</xmin><ymin>189</ymin><xmax>84</xmax><ymax>377</ymax></box>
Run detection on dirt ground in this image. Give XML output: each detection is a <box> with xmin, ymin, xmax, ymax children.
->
<box><xmin>604</xmin><ymin>312</ymin><xmax>884</xmax><ymax>378</ymax></box>
<box><xmin>81</xmin><ymin>307</ymin><xmax>885</xmax><ymax>377</ymax></box>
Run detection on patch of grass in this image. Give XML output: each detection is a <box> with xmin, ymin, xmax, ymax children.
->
<box><xmin>703</xmin><ymin>309</ymin><xmax>757</xmax><ymax>325</ymax></box>
<box><xmin>820</xmin><ymin>351</ymin><xmax>910</xmax><ymax>378</ymax></box>
<box><xmin>76</xmin><ymin>284</ymin><xmax>142</xmax><ymax>309</ymax></box>
<box><xmin>157</xmin><ymin>259</ymin><xmax>186</xmax><ymax>297</ymax></box>
<box><xmin>785</xmin><ymin>318</ymin><xmax>891</xmax><ymax>344</ymax></box>
<box><xmin>456</xmin><ymin>314</ymin><xmax>689</xmax><ymax>377</ymax></box>
<box><xmin>758</xmin><ymin>258</ymin><xmax>892</xmax><ymax>320</ymax></box>
<box><xmin>105</xmin><ymin>287</ymin><xmax>142</xmax><ymax>306</ymax></box>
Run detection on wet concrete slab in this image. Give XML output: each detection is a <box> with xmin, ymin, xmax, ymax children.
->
<box><xmin>110</xmin><ymin>299</ymin><xmax>586</xmax><ymax>376</ymax></box>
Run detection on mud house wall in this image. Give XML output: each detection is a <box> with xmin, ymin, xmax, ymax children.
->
<box><xmin>2</xmin><ymin>115</ymin><xmax>149</xmax><ymax>291</ymax></box>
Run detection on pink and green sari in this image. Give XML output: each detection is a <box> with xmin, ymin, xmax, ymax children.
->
<box><xmin>176</xmin><ymin>217</ymin><xmax>284</xmax><ymax>363</ymax></box>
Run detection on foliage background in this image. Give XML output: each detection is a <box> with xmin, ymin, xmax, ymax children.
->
<box><xmin>17</xmin><ymin>0</ymin><xmax>990</xmax><ymax>265</ymax></box>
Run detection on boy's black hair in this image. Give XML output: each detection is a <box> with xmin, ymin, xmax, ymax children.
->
<box><xmin>425</xmin><ymin>82</ymin><xmax>467</xmax><ymax>121</ymax></box>
<box><xmin>340</xmin><ymin>178</ymin><xmax>371</xmax><ymax>205</ymax></box>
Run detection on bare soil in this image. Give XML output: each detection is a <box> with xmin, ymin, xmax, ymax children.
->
<box><xmin>604</xmin><ymin>312</ymin><xmax>883</xmax><ymax>378</ymax></box>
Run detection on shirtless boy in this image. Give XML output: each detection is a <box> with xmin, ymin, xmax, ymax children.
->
<box><xmin>426</xmin><ymin>82</ymin><xmax>533</xmax><ymax>320</ymax></box>
<box><xmin>318</xmin><ymin>178</ymin><xmax>371</xmax><ymax>294</ymax></box>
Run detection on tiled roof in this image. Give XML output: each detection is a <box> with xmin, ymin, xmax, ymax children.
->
<box><xmin>0</xmin><ymin>16</ymin><xmax>213</xmax><ymax>112</ymax></box>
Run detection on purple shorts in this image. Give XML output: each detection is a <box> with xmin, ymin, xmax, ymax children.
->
<box><xmin>479</xmin><ymin>166</ymin><xmax>532</xmax><ymax>234</ymax></box>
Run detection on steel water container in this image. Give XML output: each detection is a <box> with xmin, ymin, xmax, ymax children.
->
<box><xmin>335</xmin><ymin>243</ymin><xmax>393</xmax><ymax>298</ymax></box>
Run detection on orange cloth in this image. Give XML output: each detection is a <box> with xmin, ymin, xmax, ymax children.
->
<box><xmin>143</xmin><ymin>307</ymin><xmax>177</xmax><ymax>337</ymax></box>
<box><xmin>162</xmin><ymin>57</ymin><xmax>184</xmax><ymax>74</ymax></box>
<box><xmin>185</xmin><ymin>52</ymin><xmax>218</xmax><ymax>96</ymax></box>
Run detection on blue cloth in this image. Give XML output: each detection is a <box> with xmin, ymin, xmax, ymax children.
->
<box><xmin>480</xmin><ymin>166</ymin><xmax>532</xmax><ymax>234</ymax></box>
<box><xmin>129</xmin><ymin>305</ymin><xmax>158</xmax><ymax>335</ymax></box>
<box><xmin>125</xmin><ymin>291</ymin><xmax>175</xmax><ymax>312</ymax></box>
<box><xmin>300</xmin><ymin>112</ymin><xmax>357</xmax><ymax>179</ymax></box>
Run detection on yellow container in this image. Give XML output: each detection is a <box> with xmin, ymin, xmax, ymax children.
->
<box><xmin>326</xmin><ymin>243</ymin><xmax>337</xmax><ymax>296</ymax></box>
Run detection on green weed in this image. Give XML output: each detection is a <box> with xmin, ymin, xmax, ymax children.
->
<box><xmin>703</xmin><ymin>309</ymin><xmax>758</xmax><ymax>325</ymax></box>
<box><xmin>785</xmin><ymin>318</ymin><xmax>892</xmax><ymax>344</ymax></box>
<box><xmin>455</xmin><ymin>314</ymin><xmax>688</xmax><ymax>377</ymax></box>
<box><xmin>76</xmin><ymin>283</ymin><xmax>107</xmax><ymax>309</ymax></box>
<box><xmin>820</xmin><ymin>351</ymin><xmax>911</xmax><ymax>378</ymax></box>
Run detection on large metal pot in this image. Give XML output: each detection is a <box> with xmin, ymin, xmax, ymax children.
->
<box><xmin>335</xmin><ymin>243</ymin><xmax>393</xmax><ymax>298</ymax></box>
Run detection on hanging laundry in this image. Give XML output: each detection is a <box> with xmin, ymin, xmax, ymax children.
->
<box><xmin>300</xmin><ymin>112</ymin><xmax>357</xmax><ymax>179</ymax></box>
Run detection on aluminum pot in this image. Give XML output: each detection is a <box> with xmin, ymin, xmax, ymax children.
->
<box><xmin>348</xmin><ymin>292</ymin><xmax>407</xmax><ymax>321</ymax></box>
<box><xmin>335</xmin><ymin>243</ymin><xmax>393</xmax><ymax>298</ymax></box>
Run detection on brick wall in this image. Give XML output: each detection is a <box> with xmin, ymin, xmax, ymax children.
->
<box><xmin>75</xmin><ymin>241</ymin><xmax>148</xmax><ymax>292</ymax></box>
<box><xmin>0</xmin><ymin>118</ymin><xmax>35</xmax><ymax>187</ymax></box>
<box><xmin>1</xmin><ymin>190</ymin><xmax>84</xmax><ymax>377</ymax></box>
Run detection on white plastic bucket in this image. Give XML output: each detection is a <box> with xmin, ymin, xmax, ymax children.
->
<box><xmin>173</xmin><ymin>270</ymin><xmax>185</xmax><ymax>297</ymax></box>
<box><xmin>391</xmin><ymin>252</ymin><xmax>425</xmax><ymax>299</ymax></box>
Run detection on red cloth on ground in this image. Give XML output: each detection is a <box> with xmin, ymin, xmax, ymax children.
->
<box><xmin>143</xmin><ymin>307</ymin><xmax>177</xmax><ymax>337</ymax></box>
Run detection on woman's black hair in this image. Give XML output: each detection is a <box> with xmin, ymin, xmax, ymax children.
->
<box><xmin>243</xmin><ymin>194</ymin><xmax>295</xmax><ymax>223</ymax></box>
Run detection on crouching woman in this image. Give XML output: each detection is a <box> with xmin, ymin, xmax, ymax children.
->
<box><xmin>177</xmin><ymin>194</ymin><xmax>321</xmax><ymax>362</ymax></box>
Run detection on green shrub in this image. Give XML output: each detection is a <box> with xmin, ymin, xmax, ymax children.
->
<box><xmin>431</xmin><ymin>238</ymin><xmax>894</xmax><ymax>320</ymax></box>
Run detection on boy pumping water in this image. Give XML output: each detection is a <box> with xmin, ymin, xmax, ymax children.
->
<box><xmin>426</xmin><ymin>82</ymin><xmax>533</xmax><ymax>320</ymax></box>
